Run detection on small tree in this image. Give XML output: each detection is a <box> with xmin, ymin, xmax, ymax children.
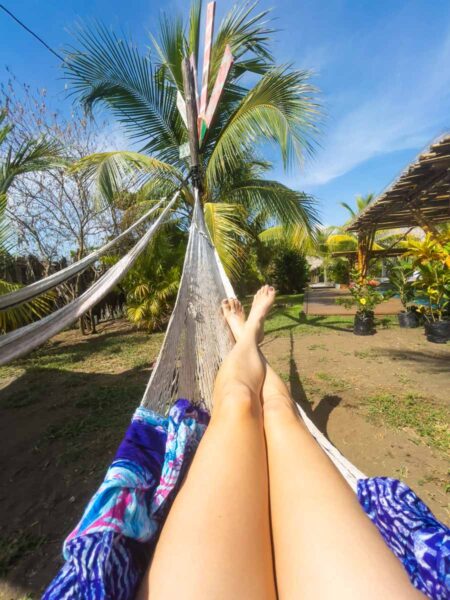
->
<box><xmin>269</xmin><ymin>246</ymin><xmax>309</xmax><ymax>294</ymax></box>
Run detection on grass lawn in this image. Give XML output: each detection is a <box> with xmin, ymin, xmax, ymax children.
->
<box><xmin>0</xmin><ymin>294</ymin><xmax>449</xmax><ymax>598</ymax></box>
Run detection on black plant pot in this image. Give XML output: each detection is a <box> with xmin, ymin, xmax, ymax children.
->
<box><xmin>354</xmin><ymin>311</ymin><xmax>375</xmax><ymax>336</ymax></box>
<box><xmin>424</xmin><ymin>320</ymin><xmax>450</xmax><ymax>344</ymax></box>
<box><xmin>398</xmin><ymin>311</ymin><xmax>420</xmax><ymax>328</ymax></box>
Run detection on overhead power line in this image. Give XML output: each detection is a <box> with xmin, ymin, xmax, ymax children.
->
<box><xmin>0</xmin><ymin>3</ymin><xmax>64</xmax><ymax>62</ymax></box>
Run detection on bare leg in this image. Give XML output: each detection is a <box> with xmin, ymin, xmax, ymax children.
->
<box><xmin>138</xmin><ymin>286</ymin><xmax>277</xmax><ymax>600</ymax></box>
<box><xmin>226</xmin><ymin>300</ymin><xmax>423</xmax><ymax>600</ymax></box>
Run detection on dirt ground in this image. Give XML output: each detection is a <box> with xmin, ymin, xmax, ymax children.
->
<box><xmin>0</xmin><ymin>318</ymin><xmax>449</xmax><ymax>599</ymax></box>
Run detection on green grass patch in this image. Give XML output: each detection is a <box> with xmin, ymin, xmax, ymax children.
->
<box><xmin>0</xmin><ymin>531</ymin><xmax>47</xmax><ymax>577</ymax></box>
<box><xmin>243</xmin><ymin>293</ymin><xmax>356</xmax><ymax>336</ymax></box>
<box><xmin>367</xmin><ymin>393</ymin><xmax>450</xmax><ymax>452</ymax></box>
<box><xmin>315</xmin><ymin>371</ymin><xmax>351</xmax><ymax>391</ymax></box>
<box><xmin>0</xmin><ymin>328</ymin><xmax>162</xmax><ymax>378</ymax></box>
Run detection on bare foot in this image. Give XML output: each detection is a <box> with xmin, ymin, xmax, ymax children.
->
<box><xmin>245</xmin><ymin>285</ymin><xmax>275</xmax><ymax>342</ymax></box>
<box><xmin>221</xmin><ymin>298</ymin><xmax>246</xmax><ymax>340</ymax></box>
<box><xmin>222</xmin><ymin>286</ymin><xmax>275</xmax><ymax>343</ymax></box>
<box><xmin>248</xmin><ymin>285</ymin><xmax>276</xmax><ymax>326</ymax></box>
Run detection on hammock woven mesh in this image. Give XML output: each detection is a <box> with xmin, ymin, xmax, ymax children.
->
<box><xmin>142</xmin><ymin>191</ymin><xmax>234</xmax><ymax>412</ymax></box>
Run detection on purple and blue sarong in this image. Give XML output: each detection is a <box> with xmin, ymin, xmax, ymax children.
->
<box><xmin>44</xmin><ymin>399</ymin><xmax>449</xmax><ymax>600</ymax></box>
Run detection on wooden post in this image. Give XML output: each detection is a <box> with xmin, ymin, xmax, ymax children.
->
<box><xmin>181</xmin><ymin>57</ymin><xmax>201</xmax><ymax>190</ymax></box>
<box><xmin>357</xmin><ymin>228</ymin><xmax>375</xmax><ymax>280</ymax></box>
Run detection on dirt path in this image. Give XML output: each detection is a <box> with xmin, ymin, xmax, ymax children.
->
<box><xmin>0</xmin><ymin>319</ymin><xmax>449</xmax><ymax>598</ymax></box>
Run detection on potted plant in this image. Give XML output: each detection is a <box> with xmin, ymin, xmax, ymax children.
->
<box><xmin>336</xmin><ymin>269</ymin><xmax>388</xmax><ymax>335</ymax></box>
<box><xmin>388</xmin><ymin>259</ymin><xmax>420</xmax><ymax>328</ymax></box>
<box><xmin>404</xmin><ymin>233</ymin><xmax>450</xmax><ymax>343</ymax></box>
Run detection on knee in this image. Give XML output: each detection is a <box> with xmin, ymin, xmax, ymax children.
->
<box><xmin>214</xmin><ymin>382</ymin><xmax>262</xmax><ymax>421</ymax></box>
<box><xmin>262</xmin><ymin>392</ymin><xmax>300</xmax><ymax>425</ymax></box>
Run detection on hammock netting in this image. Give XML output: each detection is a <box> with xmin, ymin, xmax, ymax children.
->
<box><xmin>141</xmin><ymin>191</ymin><xmax>234</xmax><ymax>413</ymax></box>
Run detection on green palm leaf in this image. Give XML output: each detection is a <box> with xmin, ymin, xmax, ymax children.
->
<box><xmin>64</xmin><ymin>24</ymin><xmax>185</xmax><ymax>163</ymax></box>
<box><xmin>225</xmin><ymin>179</ymin><xmax>319</xmax><ymax>231</ymax></box>
<box><xmin>71</xmin><ymin>151</ymin><xmax>184</xmax><ymax>207</ymax></box>
<box><xmin>206</xmin><ymin>67</ymin><xmax>320</xmax><ymax>186</ymax></box>
<box><xmin>204</xmin><ymin>202</ymin><xmax>250</xmax><ymax>278</ymax></box>
<box><xmin>0</xmin><ymin>279</ymin><xmax>55</xmax><ymax>334</ymax></box>
<box><xmin>258</xmin><ymin>224</ymin><xmax>317</xmax><ymax>254</ymax></box>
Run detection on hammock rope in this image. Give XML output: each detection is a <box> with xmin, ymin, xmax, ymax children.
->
<box><xmin>0</xmin><ymin>198</ymin><xmax>166</xmax><ymax>310</ymax></box>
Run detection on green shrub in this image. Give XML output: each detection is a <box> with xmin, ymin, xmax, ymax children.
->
<box><xmin>268</xmin><ymin>247</ymin><xmax>309</xmax><ymax>294</ymax></box>
<box><xmin>329</xmin><ymin>257</ymin><xmax>350</xmax><ymax>284</ymax></box>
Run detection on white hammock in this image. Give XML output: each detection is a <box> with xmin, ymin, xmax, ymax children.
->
<box><xmin>0</xmin><ymin>198</ymin><xmax>166</xmax><ymax>310</ymax></box>
<box><xmin>0</xmin><ymin>192</ymin><xmax>179</xmax><ymax>365</ymax></box>
<box><xmin>0</xmin><ymin>186</ymin><xmax>364</xmax><ymax>489</ymax></box>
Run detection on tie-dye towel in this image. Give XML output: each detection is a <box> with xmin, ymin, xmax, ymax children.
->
<box><xmin>44</xmin><ymin>400</ymin><xmax>449</xmax><ymax>600</ymax></box>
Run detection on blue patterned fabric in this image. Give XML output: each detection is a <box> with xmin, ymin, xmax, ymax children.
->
<box><xmin>44</xmin><ymin>400</ymin><xmax>449</xmax><ymax>599</ymax></box>
<box><xmin>358</xmin><ymin>477</ymin><xmax>450</xmax><ymax>599</ymax></box>
<box><xmin>43</xmin><ymin>400</ymin><xmax>209</xmax><ymax>600</ymax></box>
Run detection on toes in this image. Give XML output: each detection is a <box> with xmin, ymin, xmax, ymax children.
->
<box><xmin>229</xmin><ymin>298</ymin><xmax>237</xmax><ymax>313</ymax></box>
<box><xmin>221</xmin><ymin>299</ymin><xmax>230</xmax><ymax>312</ymax></box>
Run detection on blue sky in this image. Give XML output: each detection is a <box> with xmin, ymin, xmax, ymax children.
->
<box><xmin>1</xmin><ymin>0</ymin><xmax>450</xmax><ymax>226</ymax></box>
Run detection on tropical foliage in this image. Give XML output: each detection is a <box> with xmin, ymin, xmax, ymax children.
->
<box><xmin>268</xmin><ymin>246</ymin><xmax>309</xmax><ymax>294</ymax></box>
<box><xmin>340</xmin><ymin>193</ymin><xmax>374</xmax><ymax>222</ymax></box>
<box><xmin>404</xmin><ymin>233</ymin><xmax>450</xmax><ymax>322</ymax></box>
<box><xmin>114</xmin><ymin>225</ymin><xmax>187</xmax><ymax>331</ymax></box>
<box><xmin>388</xmin><ymin>259</ymin><xmax>416</xmax><ymax>310</ymax></box>
<box><xmin>64</xmin><ymin>1</ymin><xmax>321</xmax><ymax>279</ymax></box>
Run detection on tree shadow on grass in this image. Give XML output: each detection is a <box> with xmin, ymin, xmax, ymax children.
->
<box><xmin>13</xmin><ymin>323</ymin><xmax>156</xmax><ymax>365</ymax></box>
<box><xmin>267</xmin><ymin>310</ymin><xmax>354</xmax><ymax>335</ymax></box>
<box><xmin>0</xmin><ymin>364</ymin><xmax>150</xmax><ymax>596</ymax></box>
<box><xmin>287</xmin><ymin>330</ymin><xmax>342</xmax><ymax>439</ymax></box>
<box><xmin>375</xmin><ymin>347</ymin><xmax>450</xmax><ymax>374</ymax></box>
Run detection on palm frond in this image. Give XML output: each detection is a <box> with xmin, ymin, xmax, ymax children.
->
<box><xmin>206</xmin><ymin>67</ymin><xmax>320</xmax><ymax>186</ymax></box>
<box><xmin>151</xmin><ymin>14</ymin><xmax>186</xmax><ymax>91</ymax></box>
<box><xmin>0</xmin><ymin>279</ymin><xmax>55</xmax><ymax>334</ymax></box>
<box><xmin>1</xmin><ymin>136</ymin><xmax>64</xmax><ymax>195</ymax></box>
<box><xmin>189</xmin><ymin>0</ymin><xmax>202</xmax><ymax>65</ymax></box>
<box><xmin>64</xmin><ymin>24</ymin><xmax>185</xmax><ymax>163</ymax></box>
<box><xmin>203</xmin><ymin>202</ymin><xmax>250</xmax><ymax>278</ymax></box>
<box><xmin>339</xmin><ymin>202</ymin><xmax>355</xmax><ymax>218</ymax></box>
<box><xmin>258</xmin><ymin>224</ymin><xmax>317</xmax><ymax>253</ymax></box>
<box><xmin>71</xmin><ymin>151</ymin><xmax>182</xmax><ymax>206</ymax></box>
<box><xmin>210</xmin><ymin>2</ymin><xmax>274</xmax><ymax>84</ymax></box>
<box><xmin>326</xmin><ymin>233</ymin><xmax>357</xmax><ymax>250</ymax></box>
<box><xmin>224</xmin><ymin>179</ymin><xmax>319</xmax><ymax>232</ymax></box>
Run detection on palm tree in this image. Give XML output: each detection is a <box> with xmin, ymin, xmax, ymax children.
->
<box><xmin>0</xmin><ymin>109</ymin><xmax>62</xmax><ymax>332</ymax></box>
<box><xmin>64</xmin><ymin>1</ymin><xmax>321</xmax><ymax>278</ymax></box>
<box><xmin>340</xmin><ymin>193</ymin><xmax>374</xmax><ymax>222</ymax></box>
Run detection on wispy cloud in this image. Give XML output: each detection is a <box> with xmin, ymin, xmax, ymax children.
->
<box><xmin>300</xmin><ymin>26</ymin><xmax>450</xmax><ymax>187</ymax></box>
